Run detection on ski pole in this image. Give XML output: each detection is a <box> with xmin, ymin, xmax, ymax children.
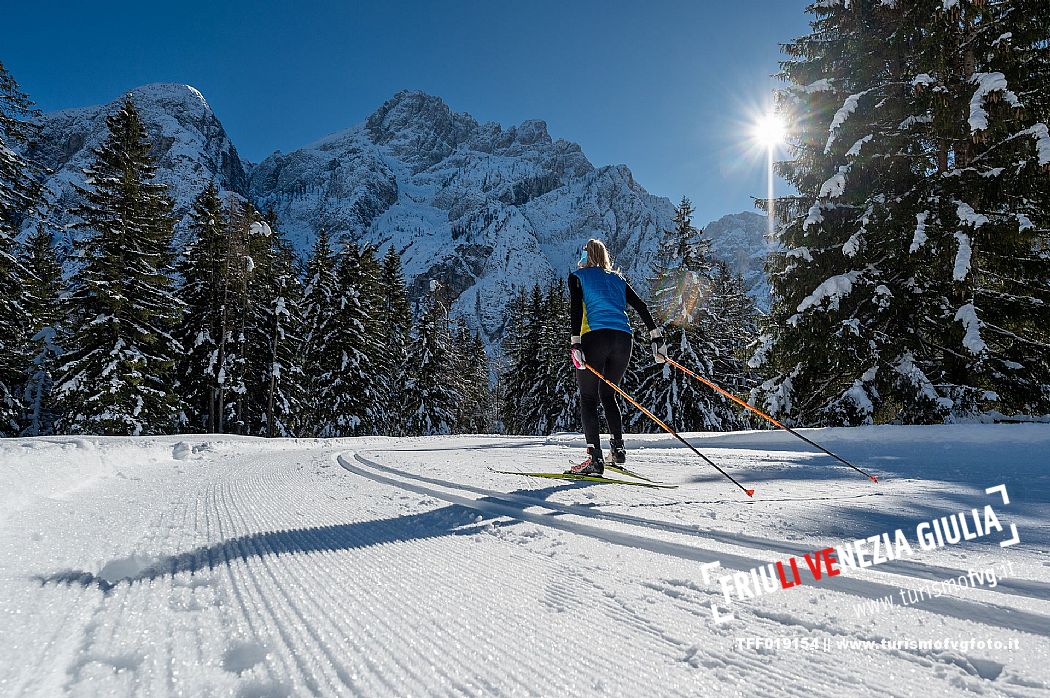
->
<box><xmin>582</xmin><ymin>362</ymin><xmax>755</xmax><ymax>497</ymax></box>
<box><xmin>662</xmin><ymin>356</ymin><xmax>878</xmax><ymax>483</ymax></box>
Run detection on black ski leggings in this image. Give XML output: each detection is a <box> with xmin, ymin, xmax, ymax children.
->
<box><xmin>577</xmin><ymin>329</ymin><xmax>633</xmax><ymax>449</ymax></box>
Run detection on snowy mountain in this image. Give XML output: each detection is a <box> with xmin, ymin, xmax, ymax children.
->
<box><xmin>701</xmin><ymin>211</ymin><xmax>776</xmax><ymax>313</ymax></box>
<box><xmin>248</xmin><ymin>90</ymin><xmax>676</xmax><ymax>341</ymax></box>
<box><xmin>24</xmin><ymin>83</ymin><xmax>249</xmax><ymax>254</ymax></box>
<box><xmin>25</xmin><ymin>84</ymin><xmax>774</xmax><ymax>339</ymax></box>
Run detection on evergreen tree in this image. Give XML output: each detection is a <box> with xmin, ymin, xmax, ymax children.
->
<box><xmin>353</xmin><ymin>244</ymin><xmax>386</xmax><ymax>434</ymax></box>
<box><xmin>910</xmin><ymin>0</ymin><xmax>1050</xmax><ymax>417</ymax></box>
<box><xmin>245</xmin><ymin>212</ymin><xmax>305</xmax><ymax>437</ymax></box>
<box><xmin>754</xmin><ymin>1</ymin><xmax>1050</xmax><ymax>425</ymax></box>
<box><xmin>21</xmin><ymin>225</ymin><xmax>63</xmax><ymax>436</ymax></box>
<box><xmin>300</xmin><ymin>228</ymin><xmax>341</xmax><ymax>436</ymax></box>
<box><xmin>377</xmin><ymin>246</ymin><xmax>412</xmax><ymax>435</ymax></box>
<box><xmin>706</xmin><ymin>260</ymin><xmax>759</xmax><ymax>410</ymax></box>
<box><xmin>452</xmin><ymin>319</ymin><xmax>492</xmax><ymax>434</ymax></box>
<box><xmin>0</xmin><ymin>61</ymin><xmax>42</xmax><ymax>435</ymax></box>
<box><xmin>404</xmin><ymin>295</ymin><xmax>459</xmax><ymax>435</ymax></box>
<box><xmin>534</xmin><ymin>279</ymin><xmax>578</xmax><ymax>433</ymax></box>
<box><xmin>635</xmin><ymin>198</ymin><xmax>747</xmax><ymax>431</ymax></box>
<box><xmin>499</xmin><ymin>285</ymin><xmax>544</xmax><ymax>434</ymax></box>
<box><xmin>215</xmin><ymin>198</ymin><xmax>256</xmax><ymax>433</ymax></box>
<box><xmin>497</xmin><ymin>288</ymin><xmax>531</xmax><ymax>434</ymax></box>
<box><xmin>326</xmin><ymin>242</ymin><xmax>379</xmax><ymax>436</ymax></box>
<box><xmin>174</xmin><ymin>184</ymin><xmax>229</xmax><ymax>433</ymax></box>
<box><xmin>54</xmin><ymin>97</ymin><xmax>182</xmax><ymax>435</ymax></box>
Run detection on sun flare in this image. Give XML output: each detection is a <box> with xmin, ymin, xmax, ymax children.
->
<box><xmin>752</xmin><ymin>111</ymin><xmax>786</xmax><ymax>148</ymax></box>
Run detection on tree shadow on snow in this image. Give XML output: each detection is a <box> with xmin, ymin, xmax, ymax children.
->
<box><xmin>32</xmin><ymin>484</ymin><xmax>581</xmax><ymax>594</ymax></box>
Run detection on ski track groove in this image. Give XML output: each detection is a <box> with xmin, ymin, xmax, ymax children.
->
<box><xmin>348</xmin><ymin>450</ymin><xmax>1050</xmax><ymax>638</ymax></box>
<box><xmin>216</xmin><ymin>463</ymin><xmax>337</xmax><ymax>696</ymax></box>
<box><xmin>391</xmin><ymin>452</ymin><xmax>965</xmax><ymax>697</ymax></box>
<box><xmin>211</xmin><ymin>473</ymin><xmax>305</xmax><ymax>695</ymax></box>
<box><xmin>222</xmin><ymin>468</ymin><xmax>352</xmax><ymax>694</ymax></box>
<box><xmin>224</xmin><ymin>464</ymin><xmax>418</xmax><ymax>696</ymax></box>
<box><xmin>386</xmin><ymin>450</ymin><xmax>1050</xmax><ymax>601</ymax></box>
<box><xmin>343</xmin><ymin>453</ymin><xmax>859</xmax><ymax>696</ymax></box>
<box><xmin>341</xmin><ymin>447</ymin><xmax>1050</xmax><ymax>696</ymax></box>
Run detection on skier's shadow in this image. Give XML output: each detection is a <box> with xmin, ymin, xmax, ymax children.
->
<box><xmin>33</xmin><ymin>484</ymin><xmax>578</xmax><ymax>594</ymax></box>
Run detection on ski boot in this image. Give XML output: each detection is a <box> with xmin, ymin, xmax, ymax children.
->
<box><xmin>608</xmin><ymin>438</ymin><xmax>627</xmax><ymax>465</ymax></box>
<box><xmin>565</xmin><ymin>445</ymin><xmax>605</xmax><ymax>476</ymax></box>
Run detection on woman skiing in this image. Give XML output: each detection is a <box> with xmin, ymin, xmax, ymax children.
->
<box><xmin>567</xmin><ymin>238</ymin><xmax>667</xmax><ymax>476</ymax></box>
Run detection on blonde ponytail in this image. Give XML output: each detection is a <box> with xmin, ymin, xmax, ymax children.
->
<box><xmin>582</xmin><ymin>238</ymin><xmax>615</xmax><ymax>272</ymax></box>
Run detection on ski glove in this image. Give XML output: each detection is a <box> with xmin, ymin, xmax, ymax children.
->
<box><xmin>571</xmin><ymin>335</ymin><xmax>586</xmax><ymax>369</ymax></box>
<box><xmin>650</xmin><ymin>328</ymin><xmax>668</xmax><ymax>363</ymax></box>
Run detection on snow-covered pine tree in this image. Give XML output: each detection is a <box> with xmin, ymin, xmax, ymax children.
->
<box><xmin>705</xmin><ymin>259</ymin><xmax>759</xmax><ymax>424</ymax></box>
<box><xmin>0</xmin><ymin>61</ymin><xmax>42</xmax><ymax>435</ymax></box>
<box><xmin>404</xmin><ymin>295</ymin><xmax>459</xmax><ymax>436</ymax></box>
<box><xmin>300</xmin><ymin>228</ymin><xmax>340</xmax><ymax>436</ymax></box>
<box><xmin>497</xmin><ymin>288</ymin><xmax>533</xmax><ymax>434</ymax></box>
<box><xmin>635</xmin><ymin>197</ymin><xmax>745</xmax><ymax>431</ymax></box>
<box><xmin>354</xmin><ymin>244</ymin><xmax>386</xmax><ymax>433</ymax></box>
<box><xmin>326</xmin><ymin>242</ymin><xmax>379</xmax><ymax>436</ymax></box>
<box><xmin>174</xmin><ymin>183</ymin><xmax>230</xmax><ymax>433</ymax></box>
<box><xmin>55</xmin><ymin>97</ymin><xmax>183</xmax><ymax>435</ymax></box>
<box><xmin>906</xmin><ymin>0</ymin><xmax>1050</xmax><ymax>417</ymax></box>
<box><xmin>245</xmin><ymin>211</ymin><xmax>305</xmax><ymax>437</ymax></box>
<box><xmin>753</xmin><ymin>1</ymin><xmax>934</xmax><ymax>426</ymax></box>
<box><xmin>534</xmin><ymin>279</ymin><xmax>578</xmax><ymax>433</ymax></box>
<box><xmin>216</xmin><ymin>198</ymin><xmax>256</xmax><ymax>433</ymax></box>
<box><xmin>754</xmin><ymin>0</ymin><xmax>1050</xmax><ymax>426</ymax></box>
<box><xmin>377</xmin><ymin>246</ymin><xmax>411</xmax><ymax>435</ymax></box>
<box><xmin>501</xmin><ymin>285</ymin><xmax>545</xmax><ymax>434</ymax></box>
<box><xmin>21</xmin><ymin>225</ymin><xmax>63</xmax><ymax>436</ymax></box>
<box><xmin>451</xmin><ymin>318</ymin><xmax>492</xmax><ymax>433</ymax></box>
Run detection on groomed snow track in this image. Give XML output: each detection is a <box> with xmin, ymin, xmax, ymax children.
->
<box><xmin>1</xmin><ymin>431</ymin><xmax>1048</xmax><ymax>696</ymax></box>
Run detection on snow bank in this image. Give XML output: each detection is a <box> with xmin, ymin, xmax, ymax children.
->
<box><xmin>0</xmin><ymin>436</ymin><xmax>310</xmax><ymax>525</ymax></box>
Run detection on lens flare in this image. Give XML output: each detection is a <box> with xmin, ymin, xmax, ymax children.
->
<box><xmin>749</xmin><ymin>110</ymin><xmax>786</xmax><ymax>238</ymax></box>
<box><xmin>751</xmin><ymin>112</ymin><xmax>786</xmax><ymax>148</ymax></box>
<box><xmin>651</xmin><ymin>268</ymin><xmax>715</xmax><ymax>327</ymax></box>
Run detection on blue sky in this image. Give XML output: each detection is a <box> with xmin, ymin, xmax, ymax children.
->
<box><xmin>2</xmin><ymin>0</ymin><xmax>809</xmax><ymax>222</ymax></box>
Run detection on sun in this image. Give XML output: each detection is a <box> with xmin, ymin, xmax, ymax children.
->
<box><xmin>752</xmin><ymin>111</ymin><xmax>786</xmax><ymax>148</ymax></box>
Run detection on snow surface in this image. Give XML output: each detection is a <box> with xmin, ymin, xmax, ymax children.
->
<box><xmin>1</xmin><ymin>428</ymin><xmax>1048</xmax><ymax>696</ymax></box>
